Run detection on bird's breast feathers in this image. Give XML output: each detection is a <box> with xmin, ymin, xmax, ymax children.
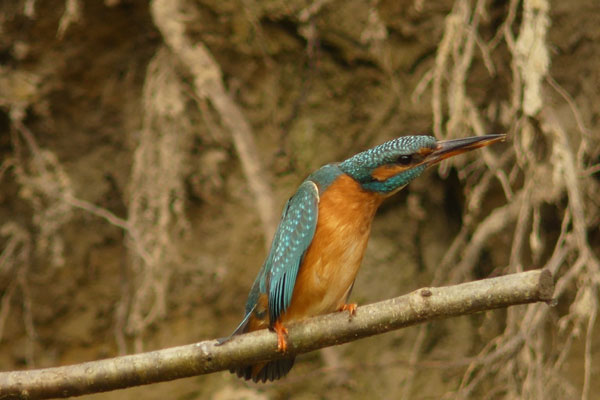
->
<box><xmin>280</xmin><ymin>174</ymin><xmax>383</xmax><ymax>322</ymax></box>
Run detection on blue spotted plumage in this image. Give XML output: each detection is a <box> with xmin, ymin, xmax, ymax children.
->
<box><xmin>266</xmin><ymin>181</ymin><xmax>319</xmax><ymax>323</ymax></box>
<box><xmin>339</xmin><ymin>135</ymin><xmax>437</xmax><ymax>192</ymax></box>
<box><xmin>222</xmin><ymin>134</ymin><xmax>505</xmax><ymax>383</ymax></box>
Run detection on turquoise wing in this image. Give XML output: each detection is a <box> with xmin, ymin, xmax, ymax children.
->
<box><xmin>264</xmin><ymin>180</ymin><xmax>319</xmax><ymax>324</ymax></box>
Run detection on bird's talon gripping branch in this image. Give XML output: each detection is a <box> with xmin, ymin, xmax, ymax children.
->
<box><xmin>274</xmin><ymin>321</ymin><xmax>289</xmax><ymax>353</ymax></box>
<box><xmin>339</xmin><ymin>303</ymin><xmax>357</xmax><ymax>319</ymax></box>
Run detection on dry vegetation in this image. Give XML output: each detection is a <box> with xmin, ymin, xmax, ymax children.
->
<box><xmin>0</xmin><ymin>0</ymin><xmax>598</xmax><ymax>399</ymax></box>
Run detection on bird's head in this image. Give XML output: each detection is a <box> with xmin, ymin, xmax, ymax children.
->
<box><xmin>338</xmin><ymin>134</ymin><xmax>505</xmax><ymax>195</ymax></box>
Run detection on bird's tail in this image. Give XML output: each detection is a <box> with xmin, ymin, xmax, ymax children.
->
<box><xmin>232</xmin><ymin>358</ymin><xmax>295</xmax><ymax>383</ymax></box>
<box><xmin>220</xmin><ymin>305</ymin><xmax>295</xmax><ymax>382</ymax></box>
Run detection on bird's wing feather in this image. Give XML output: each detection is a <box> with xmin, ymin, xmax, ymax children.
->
<box><xmin>265</xmin><ymin>180</ymin><xmax>319</xmax><ymax>324</ymax></box>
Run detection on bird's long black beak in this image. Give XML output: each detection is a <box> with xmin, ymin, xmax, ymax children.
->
<box><xmin>425</xmin><ymin>134</ymin><xmax>506</xmax><ymax>166</ymax></box>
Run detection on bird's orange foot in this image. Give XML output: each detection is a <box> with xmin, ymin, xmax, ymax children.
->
<box><xmin>273</xmin><ymin>321</ymin><xmax>289</xmax><ymax>353</ymax></box>
<box><xmin>339</xmin><ymin>303</ymin><xmax>357</xmax><ymax>320</ymax></box>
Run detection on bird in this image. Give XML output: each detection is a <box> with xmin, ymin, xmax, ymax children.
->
<box><xmin>221</xmin><ymin>133</ymin><xmax>505</xmax><ymax>382</ymax></box>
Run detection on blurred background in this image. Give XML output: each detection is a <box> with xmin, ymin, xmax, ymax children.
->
<box><xmin>0</xmin><ymin>0</ymin><xmax>599</xmax><ymax>399</ymax></box>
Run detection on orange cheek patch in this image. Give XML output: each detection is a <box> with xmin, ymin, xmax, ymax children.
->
<box><xmin>417</xmin><ymin>147</ymin><xmax>434</xmax><ymax>157</ymax></box>
<box><xmin>371</xmin><ymin>164</ymin><xmax>410</xmax><ymax>181</ymax></box>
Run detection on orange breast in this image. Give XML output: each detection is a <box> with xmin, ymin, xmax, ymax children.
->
<box><xmin>280</xmin><ymin>174</ymin><xmax>383</xmax><ymax>324</ymax></box>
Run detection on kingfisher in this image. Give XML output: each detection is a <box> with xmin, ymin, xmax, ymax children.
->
<box><xmin>222</xmin><ymin>134</ymin><xmax>505</xmax><ymax>382</ymax></box>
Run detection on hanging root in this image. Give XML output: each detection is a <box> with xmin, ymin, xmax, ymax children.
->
<box><xmin>404</xmin><ymin>1</ymin><xmax>600</xmax><ymax>398</ymax></box>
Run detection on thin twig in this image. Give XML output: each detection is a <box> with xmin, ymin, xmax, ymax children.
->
<box><xmin>62</xmin><ymin>195</ymin><xmax>130</xmax><ymax>232</ymax></box>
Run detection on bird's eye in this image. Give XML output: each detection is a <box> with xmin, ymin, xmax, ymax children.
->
<box><xmin>397</xmin><ymin>155</ymin><xmax>413</xmax><ymax>165</ymax></box>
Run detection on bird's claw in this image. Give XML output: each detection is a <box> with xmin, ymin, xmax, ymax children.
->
<box><xmin>274</xmin><ymin>321</ymin><xmax>289</xmax><ymax>353</ymax></box>
<box><xmin>339</xmin><ymin>303</ymin><xmax>357</xmax><ymax>320</ymax></box>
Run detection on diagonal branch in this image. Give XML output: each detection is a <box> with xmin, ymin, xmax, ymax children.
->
<box><xmin>0</xmin><ymin>270</ymin><xmax>554</xmax><ymax>400</ymax></box>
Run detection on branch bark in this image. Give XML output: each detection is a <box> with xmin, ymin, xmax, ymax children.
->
<box><xmin>0</xmin><ymin>270</ymin><xmax>554</xmax><ymax>400</ymax></box>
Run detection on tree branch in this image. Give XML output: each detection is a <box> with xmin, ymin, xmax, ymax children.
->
<box><xmin>0</xmin><ymin>270</ymin><xmax>553</xmax><ymax>399</ymax></box>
